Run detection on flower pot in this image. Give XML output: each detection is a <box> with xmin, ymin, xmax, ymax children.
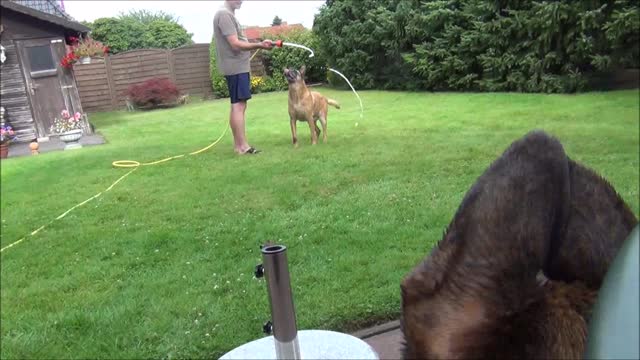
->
<box><xmin>79</xmin><ymin>56</ymin><xmax>91</xmax><ymax>64</ymax></box>
<box><xmin>59</xmin><ymin>129</ymin><xmax>83</xmax><ymax>150</ymax></box>
<box><xmin>0</xmin><ymin>143</ymin><xmax>8</xmax><ymax>159</ymax></box>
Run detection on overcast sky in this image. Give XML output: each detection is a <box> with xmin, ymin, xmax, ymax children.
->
<box><xmin>62</xmin><ymin>1</ymin><xmax>326</xmax><ymax>43</ymax></box>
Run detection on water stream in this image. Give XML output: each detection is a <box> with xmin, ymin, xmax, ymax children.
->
<box><xmin>281</xmin><ymin>42</ymin><xmax>315</xmax><ymax>58</ymax></box>
<box><xmin>328</xmin><ymin>68</ymin><xmax>363</xmax><ymax>120</ymax></box>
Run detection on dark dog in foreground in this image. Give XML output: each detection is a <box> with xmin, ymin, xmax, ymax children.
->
<box><xmin>284</xmin><ymin>66</ymin><xmax>340</xmax><ymax>147</ymax></box>
<box><xmin>401</xmin><ymin>130</ymin><xmax>637</xmax><ymax>359</ymax></box>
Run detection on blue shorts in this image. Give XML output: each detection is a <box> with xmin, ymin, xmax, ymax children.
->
<box><xmin>225</xmin><ymin>72</ymin><xmax>252</xmax><ymax>104</ymax></box>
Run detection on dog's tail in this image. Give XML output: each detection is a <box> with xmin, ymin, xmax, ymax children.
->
<box><xmin>327</xmin><ymin>98</ymin><xmax>341</xmax><ymax>109</ymax></box>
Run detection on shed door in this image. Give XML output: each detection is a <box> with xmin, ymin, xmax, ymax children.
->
<box><xmin>16</xmin><ymin>38</ymin><xmax>72</xmax><ymax>139</ymax></box>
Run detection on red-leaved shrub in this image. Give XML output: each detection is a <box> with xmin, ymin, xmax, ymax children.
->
<box><xmin>125</xmin><ymin>78</ymin><xmax>180</xmax><ymax>109</ymax></box>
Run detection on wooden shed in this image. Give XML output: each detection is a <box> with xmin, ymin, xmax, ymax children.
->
<box><xmin>0</xmin><ymin>0</ymin><xmax>92</xmax><ymax>143</ymax></box>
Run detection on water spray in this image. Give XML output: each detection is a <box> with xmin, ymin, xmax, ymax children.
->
<box><xmin>327</xmin><ymin>68</ymin><xmax>363</xmax><ymax>122</ymax></box>
<box><xmin>271</xmin><ymin>40</ymin><xmax>314</xmax><ymax>58</ymax></box>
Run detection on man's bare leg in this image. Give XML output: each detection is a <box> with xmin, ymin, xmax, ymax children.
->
<box><xmin>230</xmin><ymin>101</ymin><xmax>250</xmax><ymax>154</ymax></box>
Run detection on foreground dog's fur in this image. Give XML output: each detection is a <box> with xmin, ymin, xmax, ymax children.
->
<box><xmin>284</xmin><ymin>66</ymin><xmax>340</xmax><ymax>146</ymax></box>
<box><xmin>401</xmin><ymin>130</ymin><xmax>638</xmax><ymax>359</ymax></box>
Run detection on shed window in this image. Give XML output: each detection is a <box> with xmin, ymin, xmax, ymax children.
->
<box><xmin>27</xmin><ymin>45</ymin><xmax>56</xmax><ymax>72</ymax></box>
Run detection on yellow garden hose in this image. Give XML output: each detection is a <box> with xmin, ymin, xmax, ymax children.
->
<box><xmin>112</xmin><ymin>123</ymin><xmax>229</xmax><ymax>168</ymax></box>
<box><xmin>249</xmin><ymin>49</ymin><xmax>262</xmax><ymax>62</ymax></box>
<box><xmin>1</xmin><ymin>124</ymin><xmax>230</xmax><ymax>253</ymax></box>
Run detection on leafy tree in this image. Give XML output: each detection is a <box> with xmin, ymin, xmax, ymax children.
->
<box><xmin>272</xmin><ymin>16</ymin><xmax>283</xmax><ymax>26</ymax></box>
<box><xmin>603</xmin><ymin>0</ymin><xmax>639</xmax><ymax>69</ymax></box>
<box><xmin>119</xmin><ymin>9</ymin><xmax>178</xmax><ymax>24</ymax></box>
<box><xmin>313</xmin><ymin>0</ymin><xmax>639</xmax><ymax>93</ymax></box>
<box><xmin>85</xmin><ymin>10</ymin><xmax>193</xmax><ymax>53</ymax></box>
<box><xmin>89</xmin><ymin>17</ymin><xmax>147</xmax><ymax>54</ymax></box>
<box><xmin>313</xmin><ymin>0</ymin><xmax>417</xmax><ymax>90</ymax></box>
<box><xmin>143</xmin><ymin>20</ymin><xmax>193</xmax><ymax>49</ymax></box>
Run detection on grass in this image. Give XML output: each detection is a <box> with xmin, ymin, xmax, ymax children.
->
<box><xmin>1</xmin><ymin>88</ymin><xmax>638</xmax><ymax>359</ymax></box>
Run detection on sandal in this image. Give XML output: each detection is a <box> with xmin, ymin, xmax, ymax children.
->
<box><xmin>242</xmin><ymin>147</ymin><xmax>261</xmax><ymax>155</ymax></box>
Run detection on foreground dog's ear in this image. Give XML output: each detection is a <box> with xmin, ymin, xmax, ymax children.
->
<box><xmin>283</xmin><ymin>68</ymin><xmax>289</xmax><ymax>75</ymax></box>
<box><xmin>299</xmin><ymin>65</ymin><xmax>306</xmax><ymax>76</ymax></box>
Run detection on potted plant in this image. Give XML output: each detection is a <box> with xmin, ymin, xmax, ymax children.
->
<box><xmin>0</xmin><ymin>123</ymin><xmax>16</xmax><ymax>159</ymax></box>
<box><xmin>60</xmin><ymin>37</ymin><xmax>108</xmax><ymax>67</ymax></box>
<box><xmin>60</xmin><ymin>52</ymin><xmax>79</xmax><ymax>69</ymax></box>
<box><xmin>50</xmin><ymin>110</ymin><xmax>84</xmax><ymax>150</ymax></box>
<box><xmin>74</xmin><ymin>37</ymin><xmax>108</xmax><ymax>64</ymax></box>
<box><xmin>0</xmin><ymin>106</ymin><xmax>15</xmax><ymax>159</ymax></box>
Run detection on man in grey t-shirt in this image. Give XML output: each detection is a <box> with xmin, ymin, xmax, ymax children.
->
<box><xmin>214</xmin><ymin>0</ymin><xmax>273</xmax><ymax>155</ymax></box>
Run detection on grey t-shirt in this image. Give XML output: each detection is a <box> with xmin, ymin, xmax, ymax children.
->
<box><xmin>213</xmin><ymin>6</ymin><xmax>251</xmax><ymax>76</ymax></box>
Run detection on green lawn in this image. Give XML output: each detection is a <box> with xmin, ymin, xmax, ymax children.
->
<box><xmin>1</xmin><ymin>88</ymin><xmax>638</xmax><ymax>359</ymax></box>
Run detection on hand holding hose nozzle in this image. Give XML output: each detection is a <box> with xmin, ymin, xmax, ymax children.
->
<box><xmin>260</xmin><ymin>40</ymin><xmax>284</xmax><ymax>50</ymax></box>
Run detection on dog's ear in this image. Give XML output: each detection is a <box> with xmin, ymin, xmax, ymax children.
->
<box><xmin>283</xmin><ymin>68</ymin><xmax>289</xmax><ymax>75</ymax></box>
<box><xmin>299</xmin><ymin>65</ymin><xmax>306</xmax><ymax>76</ymax></box>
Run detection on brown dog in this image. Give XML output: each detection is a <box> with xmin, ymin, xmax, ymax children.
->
<box><xmin>400</xmin><ymin>131</ymin><xmax>637</xmax><ymax>359</ymax></box>
<box><xmin>284</xmin><ymin>66</ymin><xmax>340</xmax><ymax>146</ymax></box>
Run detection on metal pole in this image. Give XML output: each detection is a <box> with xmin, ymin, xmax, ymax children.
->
<box><xmin>261</xmin><ymin>245</ymin><xmax>301</xmax><ymax>360</ymax></box>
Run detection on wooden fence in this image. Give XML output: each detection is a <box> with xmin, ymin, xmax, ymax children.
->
<box><xmin>73</xmin><ymin>43</ymin><xmax>265</xmax><ymax>112</ymax></box>
<box><xmin>74</xmin><ymin>44</ymin><xmax>210</xmax><ymax>112</ymax></box>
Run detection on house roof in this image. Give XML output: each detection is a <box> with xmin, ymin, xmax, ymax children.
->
<box><xmin>244</xmin><ymin>22</ymin><xmax>305</xmax><ymax>41</ymax></box>
<box><xmin>1</xmin><ymin>0</ymin><xmax>90</xmax><ymax>33</ymax></box>
<box><xmin>11</xmin><ymin>0</ymin><xmax>73</xmax><ymax>20</ymax></box>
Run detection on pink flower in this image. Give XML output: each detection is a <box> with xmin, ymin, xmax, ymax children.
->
<box><xmin>74</xmin><ymin>112</ymin><xmax>82</xmax><ymax>121</ymax></box>
<box><xmin>61</xmin><ymin>110</ymin><xmax>70</xmax><ymax>118</ymax></box>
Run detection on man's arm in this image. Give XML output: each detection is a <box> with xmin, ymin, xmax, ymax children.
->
<box><xmin>226</xmin><ymin>34</ymin><xmax>273</xmax><ymax>52</ymax></box>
